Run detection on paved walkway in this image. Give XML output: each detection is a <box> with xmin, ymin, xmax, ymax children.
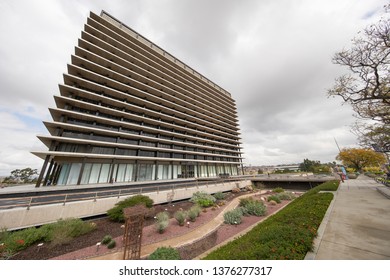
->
<box><xmin>307</xmin><ymin>175</ymin><xmax>390</xmax><ymax>260</ymax></box>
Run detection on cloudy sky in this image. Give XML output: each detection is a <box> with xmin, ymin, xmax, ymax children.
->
<box><xmin>0</xmin><ymin>0</ymin><xmax>387</xmax><ymax>175</ymax></box>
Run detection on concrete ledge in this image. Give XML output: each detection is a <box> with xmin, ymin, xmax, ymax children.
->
<box><xmin>376</xmin><ymin>187</ymin><xmax>390</xmax><ymax>199</ymax></box>
<box><xmin>0</xmin><ymin>180</ymin><xmax>251</xmax><ymax>231</ymax></box>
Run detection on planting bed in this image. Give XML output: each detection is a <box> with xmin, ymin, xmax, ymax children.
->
<box><xmin>7</xmin><ymin>189</ymin><xmax>299</xmax><ymax>260</ymax></box>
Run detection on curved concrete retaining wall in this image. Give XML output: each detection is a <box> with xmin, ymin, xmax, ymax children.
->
<box><xmin>0</xmin><ymin>180</ymin><xmax>251</xmax><ymax>231</ymax></box>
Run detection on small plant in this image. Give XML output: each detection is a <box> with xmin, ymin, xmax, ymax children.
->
<box><xmin>213</xmin><ymin>192</ymin><xmax>226</xmax><ymax>200</ymax></box>
<box><xmin>239</xmin><ymin>197</ymin><xmax>255</xmax><ymax>208</ymax></box>
<box><xmin>267</xmin><ymin>195</ymin><xmax>281</xmax><ymax>203</ymax></box>
<box><xmin>269</xmin><ymin>200</ymin><xmax>277</xmax><ymax>206</ymax></box>
<box><xmin>187</xmin><ymin>208</ymin><xmax>198</xmax><ymax>222</ymax></box>
<box><xmin>189</xmin><ymin>205</ymin><xmax>202</xmax><ymax>217</ymax></box>
<box><xmin>273</xmin><ymin>187</ymin><xmax>284</xmax><ymax>193</ymax></box>
<box><xmin>231</xmin><ymin>187</ymin><xmax>240</xmax><ymax>193</ymax></box>
<box><xmin>174</xmin><ymin>210</ymin><xmax>187</xmax><ymax>226</ymax></box>
<box><xmin>244</xmin><ymin>200</ymin><xmax>267</xmax><ymax>216</ymax></box>
<box><xmin>148</xmin><ymin>246</ymin><xmax>181</xmax><ymax>260</ymax></box>
<box><xmin>276</xmin><ymin>191</ymin><xmax>296</xmax><ymax>200</ymax></box>
<box><xmin>101</xmin><ymin>235</ymin><xmax>112</xmax><ymax>245</ymax></box>
<box><xmin>107</xmin><ymin>239</ymin><xmax>116</xmax><ymax>249</ymax></box>
<box><xmin>223</xmin><ymin>208</ymin><xmax>243</xmax><ymax>225</ymax></box>
<box><xmin>156</xmin><ymin>211</ymin><xmax>169</xmax><ymax>221</ymax></box>
<box><xmin>155</xmin><ymin>212</ymin><xmax>170</xmax><ymax>233</ymax></box>
<box><xmin>156</xmin><ymin>220</ymin><xmax>169</xmax><ymax>234</ymax></box>
<box><xmin>190</xmin><ymin>191</ymin><xmax>216</xmax><ymax>207</ymax></box>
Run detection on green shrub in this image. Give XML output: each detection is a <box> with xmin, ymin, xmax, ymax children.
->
<box><xmin>244</xmin><ymin>200</ymin><xmax>267</xmax><ymax>216</ymax></box>
<box><xmin>107</xmin><ymin>195</ymin><xmax>154</xmax><ymax>222</ymax></box>
<box><xmin>213</xmin><ymin>192</ymin><xmax>226</xmax><ymax>200</ymax></box>
<box><xmin>272</xmin><ymin>187</ymin><xmax>285</xmax><ymax>193</ymax></box>
<box><xmin>203</xmin><ymin>181</ymin><xmax>339</xmax><ymax>260</ymax></box>
<box><xmin>223</xmin><ymin>208</ymin><xmax>243</xmax><ymax>225</ymax></box>
<box><xmin>42</xmin><ymin>218</ymin><xmax>96</xmax><ymax>247</ymax></box>
<box><xmin>107</xmin><ymin>239</ymin><xmax>116</xmax><ymax>249</ymax></box>
<box><xmin>0</xmin><ymin>218</ymin><xmax>96</xmax><ymax>257</ymax></box>
<box><xmin>187</xmin><ymin>208</ymin><xmax>198</xmax><ymax>222</ymax></box>
<box><xmin>189</xmin><ymin>205</ymin><xmax>202</xmax><ymax>217</ymax></box>
<box><xmin>190</xmin><ymin>191</ymin><xmax>216</xmax><ymax>207</ymax></box>
<box><xmin>174</xmin><ymin>210</ymin><xmax>187</xmax><ymax>226</ymax></box>
<box><xmin>3</xmin><ymin>227</ymin><xmax>45</xmax><ymax>252</ymax></box>
<box><xmin>156</xmin><ymin>211</ymin><xmax>169</xmax><ymax>221</ymax></box>
<box><xmin>267</xmin><ymin>195</ymin><xmax>281</xmax><ymax>203</ymax></box>
<box><xmin>156</xmin><ymin>220</ymin><xmax>169</xmax><ymax>234</ymax></box>
<box><xmin>155</xmin><ymin>212</ymin><xmax>169</xmax><ymax>233</ymax></box>
<box><xmin>276</xmin><ymin>191</ymin><xmax>296</xmax><ymax>200</ymax></box>
<box><xmin>148</xmin><ymin>246</ymin><xmax>181</xmax><ymax>260</ymax></box>
<box><xmin>101</xmin><ymin>235</ymin><xmax>112</xmax><ymax>245</ymax></box>
<box><xmin>238</xmin><ymin>197</ymin><xmax>255</xmax><ymax>208</ymax></box>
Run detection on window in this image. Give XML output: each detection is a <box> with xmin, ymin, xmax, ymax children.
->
<box><xmin>116</xmin><ymin>148</ymin><xmax>137</xmax><ymax>156</ymax></box>
<box><xmin>158</xmin><ymin>152</ymin><xmax>171</xmax><ymax>158</ymax></box>
<box><xmin>91</xmin><ymin>146</ymin><xmax>115</xmax><ymax>154</ymax></box>
<box><xmin>157</xmin><ymin>164</ymin><xmax>171</xmax><ymax>180</ymax></box>
<box><xmin>139</xmin><ymin>150</ymin><xmax>155</xmax><ymax>157</ymax></box>
<box><xmin>138</xmin><ymin>164</ymin><xmax>155</xmax><ymax>181</ymax></box>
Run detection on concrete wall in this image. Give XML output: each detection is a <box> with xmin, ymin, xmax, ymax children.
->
<box><xmin>0</xmin><ymin>180</ymin><xmax>251</xmax><ymax>231</ymax></box>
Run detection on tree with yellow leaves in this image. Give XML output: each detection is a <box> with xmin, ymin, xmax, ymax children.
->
<box><xmin>336</xmin><ymin>148</ymin><xmax>386</xmax><ymax>172</ymax></box>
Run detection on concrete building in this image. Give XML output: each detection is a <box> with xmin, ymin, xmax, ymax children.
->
<box><xmin>32</xmin><ymin>11</ymin><xmax>243</xmax><ymax>187</ymax></box>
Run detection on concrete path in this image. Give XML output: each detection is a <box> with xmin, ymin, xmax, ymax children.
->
<box><xmin>309</xmin><ymin>175</ymin><xmax>390</xmax><ymax>260</ymax></box>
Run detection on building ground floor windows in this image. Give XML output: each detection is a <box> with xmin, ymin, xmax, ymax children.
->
<box><xmin>42</xmin><ymin>159</ymin><xmax>240</xmax><ymax>186</ymax></box>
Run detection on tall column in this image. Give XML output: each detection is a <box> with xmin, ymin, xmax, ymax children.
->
<box><xmin>35</xmin><ymin>155</ymin><xmax>51</xmax><ymax>188</ymax></box>
<box><xmin>77</xmin><ymin>158</ymin><xmax>86</xmax><ymax>185</ymax></box>
<box><xmin>44</xmin><ymin>158</ymin><xmax>54</xmax><ymax>185</ymax></box>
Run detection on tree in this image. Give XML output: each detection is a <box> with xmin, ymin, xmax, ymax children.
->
<box><xmin>328</xmin><ymin>5</ymin><xmax>390</xmax><ymax>125</ymax></box>
<box><xmin>9</xmin><ymin>168</ymin><xmax>38</xmax><ymax>183</ymax></box>
<box><xmin>336</xmin><ymin>148</ymin><xmax>386</xmax><ymax>172</ymax></box>
<box><xmin>352</xmin><ymin>121</ymin><xmax>390</xmax><ymax>154</ymax></box>
<box><xmin>299</xmin><ymin>159</ymin><xmax>320</xmax><ymax>172</ymax></box>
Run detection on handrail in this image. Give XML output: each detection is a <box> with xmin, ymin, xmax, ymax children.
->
<box><xmin>0</xmin><ymin>178</ymin><xmax>247</xmax><ymax>210</ymax></box>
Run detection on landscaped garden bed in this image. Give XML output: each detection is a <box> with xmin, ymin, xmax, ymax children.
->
<box><xmin>1</xmin><ymin>184</ymin><xmax>316</xmax><ymax>260</ymax></box>
<box><xmin>202</xmin><ymin>180</ymin><xmax>339</xmax><ymax>260</ymax></box>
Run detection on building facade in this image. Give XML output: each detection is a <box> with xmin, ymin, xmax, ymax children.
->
<box><xmin>33</xmin><ymin>11</ymin><xmax>243</xmax><ymax>187</ymax></box>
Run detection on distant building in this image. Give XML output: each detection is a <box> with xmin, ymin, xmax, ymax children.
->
<box><xmin>32</xmin><ymin>11</ymin><xmax>243</xmax><ymax>187</ymax></box>
<box><xmin>245</xmin><ymin>164</ymin><xmax>300</xmax><ymax>175</ymax></box>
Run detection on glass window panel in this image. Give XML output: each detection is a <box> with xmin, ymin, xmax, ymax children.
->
<box><xmin>168</xmin><ymin>165</ymin><xmax>172</xmax><ymax>180</ymax></box>
<box><xmin>66</xmin><ymin>163</ymin><xmax>81</xmax><ymax>185</ymax></box>
<box><xmin>157</xmin><ymin>165</ymin><xmax>163</xmax><ymax>180</ymax></box>
<box><xmin>116</xmin><ymin>164</ymin><xmax>126</xmax><ymax>182</ymax></box>
<box><xmin>200</xmin><ymin>165</ymin><xmax>207</xmax><ymax>177</ymax></box>
<box><xmin>138</xmin><ymin>164</ymin><xmax>146</xmax><ymax>181</ymax></box>
<box><xmin>89</xmin><ymin>164</ymin><xmax>101</xmax><ymax>184</ymax></box>
<box><xmin>98</xmin><ymin>164</ymin><xmax>111</xmax><ymax>183</ymax></box>
<box><xmin>81</xmin><ymin>163</ymin><xmax>92</xmax><ymax>184</ymax></box>
<box><xmin>57</xmin><ymin>164</ymin><xmax>70</xmax><ymax>185</ymax></box>
<box><xmin>125</xmin><ymin>164</ymin><xmax>134</xmax><ymax>182</ymax></box>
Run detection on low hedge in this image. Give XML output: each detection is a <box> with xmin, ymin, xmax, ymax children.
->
<box><xmin>0</xmin><ymin>218</ymin><xmax>96</xmax><ymax>258</ymax></box>
<box><xmin>148</xmin><ymin>246</ymin><xmax>181</xmax><ymax>260</ymax></box>
<box><xmin>203</xmin><ymin>180</ymin><xmax>339</xmax><ymax>260</ymax></box>
<box><xmin>107</xmin><ymin>195</ymin><xmax>154</xmax><ymax>222</ymax></box>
